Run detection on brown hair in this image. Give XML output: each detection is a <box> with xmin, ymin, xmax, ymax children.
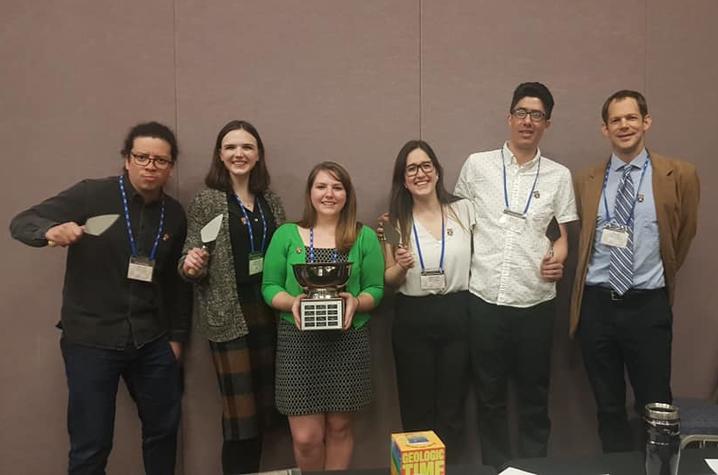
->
<box><xmin>204</xmin><ymin>120</ymin><xmax>270</xmax><ymax>193</ymax></box>
<box><xmin>388</xmin><ymin>140</ymin><xmax>461</xmax><ymax>246</ymax></box>
<box><xmin>298</xmin><ymin>161</ymin><xmax>359</xmax><ymax>253</ymax></box>
<box><xmin>601</xmin><ymin>90</ymin><xmax>649</xmax><ymax>123</ymax></box>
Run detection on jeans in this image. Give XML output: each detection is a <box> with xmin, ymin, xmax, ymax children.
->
<box><xmin>61</xmin><ymin>336</ymin><xmax>182</xmax><ymax>475</ymax></box>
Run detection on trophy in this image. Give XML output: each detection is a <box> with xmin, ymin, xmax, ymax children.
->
<box><xmin>292</xmin><ymin>262</ymin><xmax>353</xmax><ymax>330</ymax></box>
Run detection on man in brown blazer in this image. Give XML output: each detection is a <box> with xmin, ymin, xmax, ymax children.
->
<box><xmin>570</xmin><ymin>90</ymin><xmax>699</xmax><ymax>452</ymax></box>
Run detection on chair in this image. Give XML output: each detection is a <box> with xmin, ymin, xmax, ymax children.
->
<box><xmin>676</xmin><ymin>383</ymin><xmax>718</xmax><ymax>450</ymax></box>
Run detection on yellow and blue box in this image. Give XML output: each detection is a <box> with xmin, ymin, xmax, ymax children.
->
<box><xmin>390</xmin><ymin>430</ymin><xmax>446</xmax><ymax>475</ymax></box>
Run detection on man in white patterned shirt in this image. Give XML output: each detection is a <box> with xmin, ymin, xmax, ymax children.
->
<box><xmin>454</xmin><ymin>82</ymin><xmax>578</xmax><ymax>469</ymax></box>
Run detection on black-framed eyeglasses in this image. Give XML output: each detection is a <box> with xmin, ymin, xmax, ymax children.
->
<box><xmin>130</xmin><ymin>152</ymin><xmax>173</xmax><ymax>170</ymax></box>
<box><xmin>511</xmin><ymin>108</ymin><xmax>546</xmax><ymax>122</ymax></box>
<box><xmin>405</xmin><ymin>161</ymin><xmax>435</xmax><ymax>177</ymax></box>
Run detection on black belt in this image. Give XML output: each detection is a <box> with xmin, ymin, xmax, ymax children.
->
<box><xmin>585</xmin><ymin>285</ymin><xmax>666</xmax><ymax>302</ymax></box>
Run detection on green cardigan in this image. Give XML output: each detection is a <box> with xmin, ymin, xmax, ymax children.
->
<box><xmin>262</xmin><ymin>223</ymin><xmax>384</xmax><ymax>329</ymax></box>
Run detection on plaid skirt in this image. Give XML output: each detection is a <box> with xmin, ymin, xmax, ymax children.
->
<box><xmin>208</xmin><ymin>282</ymin><xmax>282</xmax><ymax>441</ymax></box>
<box><xmin>275</xmin><ymin>319</ymin><xmax>373</xmax><ymax>416</ymax></box>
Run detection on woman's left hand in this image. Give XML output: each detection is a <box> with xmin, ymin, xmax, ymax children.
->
<box><xmin>339</xmin><ymin>292</ymin><xmax>359</xmax><ymax>331</ymax></box>
<box><xmin>290</xmin><ymin>294</ymin><xmax>307</xmax><ymax>329</ymax></box>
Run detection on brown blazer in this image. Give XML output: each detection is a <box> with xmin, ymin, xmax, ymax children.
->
<box><xmin>569</xmin><ymin>153</ymin><xmax>700</xmax><ymax>337</ymax></box>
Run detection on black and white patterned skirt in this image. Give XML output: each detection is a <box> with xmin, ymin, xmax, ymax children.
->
<box><xmin>275</xmin><ymin>318</ymin><xmax>373</xmax><ymax>416</ymax></box>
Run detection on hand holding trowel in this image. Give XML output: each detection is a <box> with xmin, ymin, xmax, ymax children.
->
<box><xmin>544</xmin><ymin>216</ymin><xmax>561</xmax><ymax>258</ymax></box>
<box><xmin>184</xmin><ymin>214</ymin><xmax>223</xmax><ymax>277</ymax></box>
<box><xmin>541</xmin><ymin>216</ymin><xmax>563</xmax><ymax>282</ymax></box>
<box><xmin>46</xmin><ymin>214</ymin><xmax>119</xmax><ymax>247</ymax></box>
<box><xmin>383</xmin><ymin>220</ymin><xmax>415</xmax><ymax>270</ymax></box>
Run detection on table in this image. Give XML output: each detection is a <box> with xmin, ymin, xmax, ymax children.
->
<box><xmin>305</xmin><ymin>463</ymin><xmax>496</xmax><ymax>474</ymax></box>
<box><xmin>507</xmin><ymin>447</ymin><xmax>718</xmax><ymax>475</ymax></box>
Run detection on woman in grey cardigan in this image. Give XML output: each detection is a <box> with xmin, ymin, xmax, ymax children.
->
<box><xmin>180</xmin><ymin>120</ymin><xmax>286</xmax><ymax>474</ymax></box>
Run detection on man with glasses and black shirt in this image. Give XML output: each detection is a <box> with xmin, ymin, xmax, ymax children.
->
<box><xmin>10</xmin><ymin>121</ymin><xmax>192</xmax><ymax>475</ymax></box>
<box><xmin>454</xmin><ymin>82</ymin><xmax>577</xmax><ymax>469</ymax></box>
<box><xmin>570</xmin><ymin>90</ymin><xmax>699</xmax><ymax>452</ymax></box>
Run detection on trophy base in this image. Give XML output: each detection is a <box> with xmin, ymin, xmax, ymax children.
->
<box><xmin>300</xmin><ymin>298</ymin><xmax>344</xmax><ymax>330</ymax></box>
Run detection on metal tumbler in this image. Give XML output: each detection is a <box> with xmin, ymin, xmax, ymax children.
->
<box><xmin>644</xmin><ymin>402</ymin><xmax>681</xmax><ymax>475</ymax></box>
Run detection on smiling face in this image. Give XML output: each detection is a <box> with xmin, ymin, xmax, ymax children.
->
<box><xmin>310</xmin><ymin>170</ymin><xmax>347</xmax><ymax>219</ymax></box>
<box><xmin>124</xmin><ymin>136</ymin><xmax>173</xmax><ymax>200</ymax></box>
<box><xmin>602</xmin><ymin>97</ymin><xmax>652</xmax><ymax>161</ymax></box>
<box><xmin>403</xmin><ymin>148</ymin><xmax>438</xmax><ymax>199</ymax></box>
<box><xmin>508</xmin><ymin>96</ymin><xmax>551</xmax><ymax>154</ymax></box>
<box><xmin>219</xmin><ymin>129</ymin><xmax>259</xmax><ymax>179</ymax></box>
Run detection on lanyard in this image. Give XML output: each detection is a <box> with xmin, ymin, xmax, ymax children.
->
<box><xmin>501</xmin><ymin>148</ymin><xmax>541</xmax><ymax>215</ymax></box>
<box><xmin>233</xmin><ymin>194</ymin><xmax>268</xmax><ymax>253</ymax></box>
<box><xmin>601</xmin><ymin>156</ymin><xmax>650</xmax><ymax>225</ymax></box>
<box><xmin>308</xmin><ymin>227</ymin><xmax>339</xmax><ymax>263</ymax></box>
<box><xmin>118</xmin><ymin>175</ymin><xmax>165</xmax><ymax>260</ymax></box>
<box><xmin>412</xmin><ymin>213</ymin><xmax>446</xmax><ymax>272</ymax></box>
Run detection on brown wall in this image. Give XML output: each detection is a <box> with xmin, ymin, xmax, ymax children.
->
<box><xmin>1</xmin><ymin>1</ymin><xmax>716</xmax><ymax>473</ymax></box>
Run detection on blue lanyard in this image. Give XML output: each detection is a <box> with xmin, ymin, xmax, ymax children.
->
<box><xmin>501</xmin><ymin>148</ymin><xmax>541</xmax><ymax>215</ymax></box>
<box><xmin>233</xmin><ymin>194</ymin><xmax>268</xmax><ymax>254</ymax></box>
<box><xmin>601</xmin><ymin>156</ymin><xmax>650</xmax><ymax>226</ymax></box>
<box><xmin>308</xmin><ymin>227</ymin><xmax>339</xmax><ymax>263</ymax></box>
<box><xmin>412</xmin><ymin>212</ymin><xmax>446</xmax><ymax>272</ymax></box>
<box><xmin>118</xmin><ymin>175</ymin><xmax>165</xmax><ymax>260</ymax></box>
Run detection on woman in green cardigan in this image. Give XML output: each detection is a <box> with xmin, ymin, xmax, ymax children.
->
<box><xmin>262</xmin><ymin>161</ymin><xmax>384</xmax><ymax>471</ymax></box>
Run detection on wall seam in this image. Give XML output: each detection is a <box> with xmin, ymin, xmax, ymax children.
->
<box><xmin>170</xmin><ymin>0</ymin><xmax>185</xmax><ymax>472</ymax></box>
<box><xmin>643</xmin><ymin>0</ymin><xmax>648</xmax><ymax>96</ymax></box>
<box><xmin>419</xmin><ymin>0</ymin><xmax>423</xmax><ymax>139</ymax></box>
<box><xmin>172</xmin><ymin>0</ymin><xmax>182</xmax><ymax>201</ymax></box>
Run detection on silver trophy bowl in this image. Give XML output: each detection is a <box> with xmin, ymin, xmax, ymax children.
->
<box><xmin>293</xmin><ymin>262</ymin><xmax>353</xmax><ymax>297</ymax></box>
<box><xmin>292</xmin><ymin>262</ymin><xmax>353</xmax><ymax>330</ymax></box>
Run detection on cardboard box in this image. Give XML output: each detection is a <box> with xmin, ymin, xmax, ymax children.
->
<box><xmin>390</xmin><ymin>430</ymin><xmax>446</xmax><ymax>475</ymax></box>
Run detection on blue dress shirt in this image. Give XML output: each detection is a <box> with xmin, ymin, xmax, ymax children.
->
<box><xmin>586</xmin><ymin>148</ymin><xmax>665</xmax><ymax>289</ymax></box>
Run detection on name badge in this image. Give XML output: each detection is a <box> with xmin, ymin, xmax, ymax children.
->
<box><xmin>127</xmin><ymin>256</ymin><xmax>154</xmax><ymax>282</ymax></box>
<box><xmin>600</xmin><ymin>224</ymin><xmax>629</xmax><ymax>248</ymax></box>
<box><xmin>248</xmin><ymin>252</ymin><xmax>264</xmax><ymax>276</ymax></box>
<box><xmin>500</xmin><ymin>209</ymin><xmax>527</xmax><ymax>233</ymax></box>
<box><xmin>420</xmin><ymin>269</ymin><xmax>446</xmax><ymax>291</ymax></box>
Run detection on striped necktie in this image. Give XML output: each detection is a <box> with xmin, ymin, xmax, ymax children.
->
<box><xmin>608</xmin><ymin>165</ymin><xmax>635</xmax><ymax>295</ymax></box>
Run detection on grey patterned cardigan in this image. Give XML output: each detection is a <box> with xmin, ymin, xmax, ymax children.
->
<box><xmin>180</xmin><ymin>188</ymin><xmax>286</xmax><ymax>342</ymax></box>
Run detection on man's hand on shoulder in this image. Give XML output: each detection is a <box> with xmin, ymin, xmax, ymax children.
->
<box><xmin>45</xmin><ymin>222</ymin><xmax>84</xmax><ymax>247</ymax></box>
<box><xmin>375</xmin><ymin>212</ymin><xmax>389</xmax><ymax>240</ymax></box>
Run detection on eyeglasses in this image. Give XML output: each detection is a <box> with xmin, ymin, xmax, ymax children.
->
<box><xmin>130</xmin><ymin>152</ymin><xmax>173</xmax><ymax>170</ymax></box>
<box><xmin>511</xmin><ymin>108</ymin><xmax>546</xmax><ymax>122</ymax></box>
<box><xmin>405</xmin><ymin>161</ymin><xmax>435</xmax><ymax>177</ymax></box>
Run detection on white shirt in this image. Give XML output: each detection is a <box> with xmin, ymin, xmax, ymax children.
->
<box><xmin>454</xmin><ymin>143</ymin><xmax>578</xmax><ymax>307</ymax></box>
<box><xmin>398</xmin><ymin>199</ymin><xmax>475</xmax><ymax>297</ymax></box>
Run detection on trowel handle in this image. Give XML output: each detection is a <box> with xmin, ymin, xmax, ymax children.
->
<box><xmin>186</xmin><ymin>245</ymin><xmax>209</xmax><ymax>276</ymax></box>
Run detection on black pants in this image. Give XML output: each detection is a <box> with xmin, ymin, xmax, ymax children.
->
<box><xmin>222</xmin><ymin>438</ymin><xmax>262</xmax><ymax>474</ymax></box>
<box><xmin>61</xmin><ymin>336</ymin><xmax>181</xmax><ymax>475</ymax></box>
<box><xmin>392</xmin><ymin>291</ymin><xmax>470</xmax><ymax>463</ymax></box>
<box><xmin>578</xmin><ymin>286</ymin><xmax>672</xmax><ymax>453</ymax></box>
<box><xmin>468</xmin><ymin>295</ymin><xmax>555</xmax><ymax>469</ymax></box>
